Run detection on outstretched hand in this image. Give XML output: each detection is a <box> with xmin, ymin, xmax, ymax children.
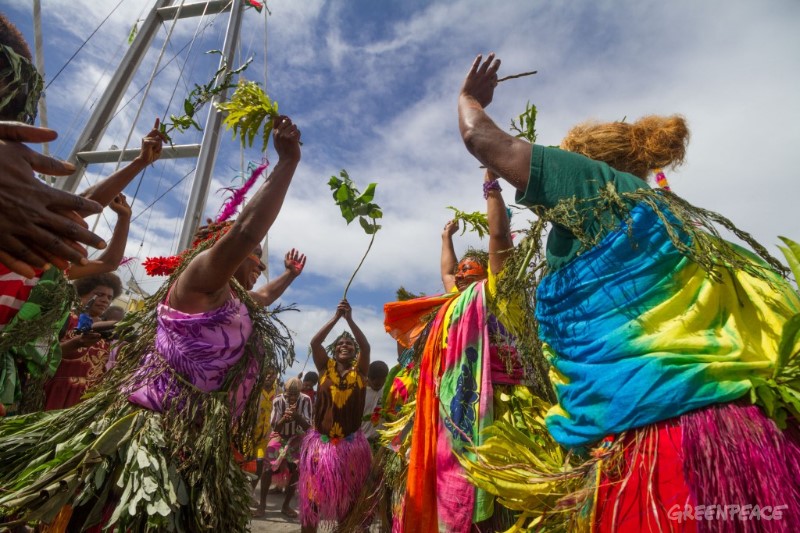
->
<box><xmin>284</xmin><ymin>248</ymin><xmax>306</xmax><ymax>276</ymax></box>
<box><xmin>461</xmin><ymin>53</ymin><xmax>501</xmax><ymax>109</ymax></box>
<box><xmin>272</xmin><ymin>115</ymin><xmax>301</xmax><ymax>163</ymax></box>
<box><xmin>0</xmin><ymin>122</ymin><xmax>105</xmax><ymax>277</ymax></box>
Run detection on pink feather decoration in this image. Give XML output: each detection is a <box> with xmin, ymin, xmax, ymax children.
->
<box><xmin>215</xmin><ymin>162</ymin><xmax>269</xmax><ymax>223</ymax></box>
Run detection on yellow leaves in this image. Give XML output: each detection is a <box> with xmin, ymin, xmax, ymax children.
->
<box><xmin>216</xmin><ymin>80</ymin><xmax>279</xmax><ymax>152</ymax></box>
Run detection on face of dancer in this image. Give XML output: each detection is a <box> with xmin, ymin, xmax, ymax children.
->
<box><xmin>82</xmin><ymin>285</ymin><xmax>114</xmax><ymax>318</ymax></box>
<box><xmin>234</xmin><ymin>245</ymin><xmax>266</xmax><ymax>290</ymax></box>
<box><xmin>334</xmin><ymin>336</ymin><xmax>357</xmax><ymax>365</ymax></box>
<box><xmin>454</xmin><ymin>257</ymin><xmax>486</xmax><ymax>291</ymax></box>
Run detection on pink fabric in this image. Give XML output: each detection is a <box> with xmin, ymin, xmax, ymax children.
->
<box><xmin>127</xmin><ymin>295</ymin><xmax>257</xmax><ymax>417</ymax></box>
<box><xmin>434</xmin><ymin>282</ymin><xmax>494</xmax><ymax>531</ymax></box>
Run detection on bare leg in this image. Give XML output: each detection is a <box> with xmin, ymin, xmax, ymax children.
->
<box><xmin>251</xmin><ymin>459</ymin><xmax>263</xmax><ymax>490</ymax></box>
<box><xmin>281</xmin><ymin>467</ymin><xmax>299</xmax><ymax>518</ymax></box>
<box><xmin>256</xmin><ymin>468</ymin><xmax>274</xmax><ymax>516</ymax></box>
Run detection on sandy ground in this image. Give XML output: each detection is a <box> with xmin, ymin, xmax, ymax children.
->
<box><xmin>247</xmin><ymin>484</ymin><xmax>385</xmax><ymax>532</ymax></box>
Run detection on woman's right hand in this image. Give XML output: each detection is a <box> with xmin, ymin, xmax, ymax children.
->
<box><xmin>272</xmin><ymin>115</ymin><xmax>301</xmax><ymax>163</ymax></box>
<box><xmin>442</xmin><ymin>219</ymin><xmax>459</xmax><ymax>239</ymax></box>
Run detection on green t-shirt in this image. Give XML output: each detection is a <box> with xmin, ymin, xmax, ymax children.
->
<box><xmin>515</xmin><ymin>144</ymin><xmax>649</xmax><ymax>270</ymax></box>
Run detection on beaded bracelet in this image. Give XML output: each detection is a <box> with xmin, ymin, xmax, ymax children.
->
<box><xmin>483</xmin><ymin>179</ymin><xmax>502</xmax><ymax>199</ymax></box>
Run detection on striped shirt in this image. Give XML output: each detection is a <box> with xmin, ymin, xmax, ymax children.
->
<box><xmin>270</xmin><ymin>392</ymin><xmax>312</xmax><ymax>438</ymax></box>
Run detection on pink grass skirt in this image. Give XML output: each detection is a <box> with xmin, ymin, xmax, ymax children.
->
<box><xmin>298</xmin><ymin>429</ymin><xmax>371</xmax><ymax>527</ymax></box>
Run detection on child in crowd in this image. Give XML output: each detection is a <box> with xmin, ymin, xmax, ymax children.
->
<box><xmin>361</xmin><ymin>361</ymin><xmax>389</xmax><ymax>445</ymax></box>
<box><xmin>301</xmin><ymin>371</ymin><xmax>319</xmax><ymax>404</ymax></box>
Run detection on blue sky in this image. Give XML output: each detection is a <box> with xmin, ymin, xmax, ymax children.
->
<box><xmin>6</xmin><ymin>0</ymin><xmax>800</xmax><ymax>377</ymax></box>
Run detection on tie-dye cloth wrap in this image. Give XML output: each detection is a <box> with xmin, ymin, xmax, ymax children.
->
<box><xmin>538</xmin><ymin>201</ymin><xmax>800</xmax><ymax>449</ymax></box>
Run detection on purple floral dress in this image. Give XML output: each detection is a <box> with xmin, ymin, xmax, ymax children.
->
<box><xmin>127</xmin><ymin>295</ymin><xmax>257</xmax><ymax>416</ymax></box>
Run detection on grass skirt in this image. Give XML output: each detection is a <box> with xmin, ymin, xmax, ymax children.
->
<box><xmin>298</xmin><ymin>429</ymin><xmax>371</xmax><ymax>527</ymax></box>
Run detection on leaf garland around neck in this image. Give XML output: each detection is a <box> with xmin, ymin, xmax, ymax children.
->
<box><xmin>493</xmin><ymin>184</ymin><xmax>792</xmax><ymax>406</ymax></box>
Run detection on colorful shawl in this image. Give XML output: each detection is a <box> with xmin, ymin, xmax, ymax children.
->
<box><xmin>385</xmin><ymin>283</ymin><xmax>497</xmax><ymax>532</ymax></box>
<box><xmin>538</xmin><ymin>202</ymin><xmax>800</xmax><ymax>448</ymax></box>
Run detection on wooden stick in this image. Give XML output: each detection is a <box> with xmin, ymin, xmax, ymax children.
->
<box><xmin>498</xmin><ymin>70</ymin><xmax>538</xmax><ymax>83</ymax></box>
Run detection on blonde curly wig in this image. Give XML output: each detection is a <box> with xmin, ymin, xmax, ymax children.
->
<box><xmin>560</xmin><ymin>115</ymin><xmax>690</xmax><ymax>180</ymax></box>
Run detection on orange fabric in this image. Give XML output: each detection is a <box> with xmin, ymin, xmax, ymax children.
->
<box><xmin>383</xmin><ymin>294</ymin><xmax>454</xmax><ymax>349</ymax></box>
<box><xmin>595</xmin><ymin>420</ymin><xmax>696</xmax><ymax>533</ymax></box>
<box><xmin>402</xmin><ymin>303</ymin><xmax>450</xmax><ymax>533</ymax></box>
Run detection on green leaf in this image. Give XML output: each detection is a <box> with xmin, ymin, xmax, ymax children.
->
<box><xmin>777</xmin><ymin>313</ymin><xmax>800</xmax><ymax>373</ymax></box>
<box><xmin>335</xmin><ymin>184</ymin><xmax>352</xmax><ymax>203</ymax></box>
<box><xmin>447</xmin><ymin>206</ymin><xmax>490</xmax><ymax>239</ymax></box>
<box><xmin>778</xmin><ymin>236</ymin><xmax>800</xmax><ymax>288</ymax></box>
<box><xmin>356</xmin><ymin>183</ymin><xmax>377</xmax><ymax>203</ymax></box>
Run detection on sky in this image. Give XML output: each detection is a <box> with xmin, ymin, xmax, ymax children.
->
<box><xmin>5</xmin><ymin>0</ymin><xmax>800</xmax><ymax>379</ymax></box>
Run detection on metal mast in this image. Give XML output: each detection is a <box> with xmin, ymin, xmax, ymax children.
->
<box><xmin>57</xmin><ymin>0</ymin><xmax>244</xmax><ymax>255</ymax></box>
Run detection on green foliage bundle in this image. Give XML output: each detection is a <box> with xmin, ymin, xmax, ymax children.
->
<box><xmin>215</xmin><ymin>80</ymin><xmax>280</xmax><ymax>152</ymax></box>
<box><xmin>328</xmin><ymin>170</ymin><xmax>383</xmax><ymax>298</ymax></box>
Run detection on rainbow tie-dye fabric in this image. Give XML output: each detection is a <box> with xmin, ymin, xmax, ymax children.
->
<box><xmin>538</xmin><ymin>201</ymin><xmax>800</xmax><ymax>448</ymax></box>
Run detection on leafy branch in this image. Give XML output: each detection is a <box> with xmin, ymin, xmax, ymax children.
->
<box><xmin>447</xmin><ymin>206</ymin><xmax>489</xmax><ymax>239</ymax></box>
<box><xmin>158</xmin><ymin>51</ymin><xmax>252</xmax><ymax>144</ymax></box>
<box><xmin>328</xmin><ymin>170</ymin><xmax>383</xmax><ymax>298</ymax></box>
<box><xmin>778</xmin><ymin>236</ymin><xmax>800</xmax><ymax>292</ymax></box>
<box><xmin>510</xmin><ymin>101</ymin><xmax>537</xmax><ymax>143</ymax></box>
<box><xmin>215</xmin><ymin>80</ymin><xmax>280</xmax><ymax>152</ymax></box>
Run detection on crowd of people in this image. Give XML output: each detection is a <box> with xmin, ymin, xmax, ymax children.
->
<box><xmin>1</xmin><ymin>10</ymin><xmax>800</xmax><ymax>533</ymax></box>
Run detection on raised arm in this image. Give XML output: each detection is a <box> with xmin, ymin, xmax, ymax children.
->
<box><xmin>343</xmin><ymin>301</ymin><xmax>371</xmax><ymax>377</ymax></box>
<box><xmin>441</xmin><ymin>219</ymin><xmax>459</xmax><ymax>292</ymax></box>
<box><xmin>249</xmin><ymin>248</ymin><xmax>306</xmax><ymax>307</ymax></box>
<box><xmin>79</xmin><ymin>121</ymin><xmax>163</xmax><ymax>209</ymax></box>
<box><xmin>172</xmin><ymin>116</ymin><xmax>301</xmax><ymax>313</ymax></box>
<box><xmin>485</xmin><ymin>170</ymin><xmax>514</xmax><ymax>274</ymax></box>
<box><xmin>458</xmin><ymin>54</ymin><xmax>533</xmax><ymax>193</ymax></box>
<box><xmin>310</xmin><ymin>304</ymin><xmax>345</xmax><ymax>373</ymax></box>
<box><xmin>68</xmin><ymin>194</ymin><xmax>131</xmax><ymax>280</ymax></box>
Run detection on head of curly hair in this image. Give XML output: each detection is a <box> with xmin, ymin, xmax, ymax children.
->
<box><xmin>560</xmin><ymin>115</ymin><xmax>690</xmax><ymax>180</ymax></box>
<box><xmin>73</xmin><ymin>272</ymin><xmax>123</xmax><ymax>299</ymax></box>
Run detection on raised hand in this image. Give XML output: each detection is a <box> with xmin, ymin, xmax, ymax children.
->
<box><xmin>284</xmin><ymin>248</ymin><xmax>306</xmax><ymax>276</ymax></box>
<box><xmin>109</xmin><ymin>193</ymin><xmax>132</xmax><ymax>219</ymax></box>
<box><xmin>461</xmin><ymin>53</ymin><xmax>501</xmax><ymax>109</ymax></box>
<box><xmin>0</xmin><ymin>122</ymin><xmax>105</xmax><ymax>277</ymax></box>
<box><xmin>336</xmin><ymin>299</ymin><xmax>352</xmax><ymax>321</ymax></box>
<box><xmin>272</xmin><ymin>115</ymin><xmax>301</xmax><ymax>163</ymax></box>
<box><xmin>136</xmin><ymin>119</ymin><xmax>165</xmax><ymax>166</ymax></box>
<box><xmin>443</xmin><ymin>219</ymin><xmax>459</xmax><ymax>239</ymax></box>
